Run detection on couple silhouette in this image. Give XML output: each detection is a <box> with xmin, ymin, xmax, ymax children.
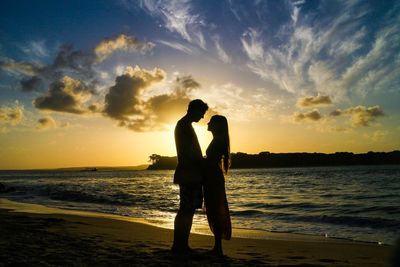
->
<box><xmin>171</xmin><ymin>99</ymin><xmax>231</xmax><ymax>256</ymax></box>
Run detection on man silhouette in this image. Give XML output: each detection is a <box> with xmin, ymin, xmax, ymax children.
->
<box><xmin>172</xmin><ymin>99</ymin><xmax>208</xmax><ymax>253</ymax></box>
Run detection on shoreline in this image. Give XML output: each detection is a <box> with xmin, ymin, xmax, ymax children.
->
<box><xmin>0</xmin><ymin>198</ymin><xmax>396</xmax><ymax>266</ymax></box>
<box><xmin>0</xmin><ymin>197</ymin><xmax>390</xmax><ymax>246</ymax></box>
<box><xmin>0</xmin><ymin>198</ymin><xmax>342</xmax><ymax>243</ymax></box>
<box><xmin>0</xmin><ymin>197</ymin><xmax>395</xmax><ymax>246</ymax></box>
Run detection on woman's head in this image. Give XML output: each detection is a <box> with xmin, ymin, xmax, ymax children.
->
<box><xmin>207</xmin><ymin>115</ymin><xmax>228</xmax><ymax>135</ymax></box>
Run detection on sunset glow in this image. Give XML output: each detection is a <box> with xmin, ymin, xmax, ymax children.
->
<box><xmin>1</xmin><ymin>1</ymin><xmax>399</xmax><ymax>169</ymax></box>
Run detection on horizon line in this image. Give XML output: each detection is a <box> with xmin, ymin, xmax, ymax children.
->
<box><xmin>1</xmin><ymin>150</ymin><xmax>399</xmax><ymax>171</ymax></box>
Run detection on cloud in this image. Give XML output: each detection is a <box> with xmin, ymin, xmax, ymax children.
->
<box><xmin>238</xmin><ymin>1</ymin><xmax>400</xmax><ymax>102</ymax></box>
<box><xmin>141</xmin><ymin>94</ymin><xmax>190</xmax><ymax>130</ymax></box>
<box><xmin>364</xmin><ymin>130</ymin><xmax>388</xmax><ymax>142</ymax></box>
<box><xmin>292</xmin><ymin>109</ymin><xmax>323</xmax><ymax>122</ymax></box>
<box><xmin>88</xmin><ymin>103</ymin><xmax>102</xmax><ymax>113</ymax></box>
<box><xmin>22</xmin><ymin>44</ymin><xmax>100</xmax><ymax>112</ymax></box>
<box><xmin>1</xmin><ymin>44</ymin><xmax>96</xmax><ymax>93</ymax></box>
<box><xmin>329</xmin><ymin>109</ymin><xmax>342</xmax><ymax>117</ymax></box>
<box><xmin>2</xmin><ymin>34</ymin><xmax>156</xmax><ymax>120</ymax></box>
<box><xmin>340</xmin><ymin>21</ymin><xmax>400</xmax><ymax>97</ymax></box>
<box><xmin>287</xmin><ymin>103</ymin><xmax>385</xmax><ymax>132</ymax></box>
<box><xmin>241</xmin><ymin>28</ymin><xmax>264</xmax><ymax>62</ymax></box>
<box><xmin>213</xmin><ymin>36</ymin><xmax>232</xmax><ymax>63</ymax></box>
<box><xmin>33</xmin><ymin>76</ymin><xmax>92</xmax><ymax>114</ymax></box>
<box><xmin>191</xmin><ymin>83</ymin><xmax>276</xmax><ymax>121</ymax></box>
<box><xmin>51</xmin><ymin>44</ymin><xmax>96</xmax><ymax>79</ymax></box>
<box><xmin>37</xmin><ymin>116</ymin><xmax>56</xmax><ymax>129</ymax></box>
<box><xmin>138</xmin><ymin>0</ymin><xmax>207</xmax><ymax>49</ymax></box>
<box><xmin>94</xmin><ymin>34</ymin><xmax>155</xmax><ymax>62</ymax></box>
<box><xmin>102</xmin><ymin>67</ymin><xmax>211</xmax><ymax>131</ymax></box>
<box><xmin>20</xmin><ymin>76</ymin><xmax>44</xmax><ymax>92</ymax></box>
<box><xmin>157</xmin><ymin>40</ymin><xmax>194</xmax><ymax>54</ymax></box>
<box><xmin>297</xmin><ymin>95</ymin><xmax>332</xmax><ymax>108</ymax></box>
<box><xmin>50</xmin><ymin>35</ymin><xmax>153</xmax><ymax>78</ymax></box>
<box><xmin>2</xmin><ymin>35</ymin><xmax>152</xmax><ymax>95</ymax></box>
<box><xmin>103</xmin><ymin>66</ymin><xmax>166</xmax><ymax>121</ymax></box>
<box><xmin>60</xmin><ymin>122</ymin><xmax>71</xmax><ymax>128</ymax></box>
<box><xmin>330</xmin><ymin>105</ymin><xmax>385</xmax><ymax>127</ymax></box>
<box><xmin>20</xmin><ymin>40</ymin><xmax>48</xmax><ymax>58</ymax></box>
<box><xmin>173</xmin><ymin>75</ymin><xmax>200</xmax><ymax>95</ymax></box>
<box><xmin>0</xmin><ymin>102</ymin><xmax>24</xmax><ymax>126</ymax></box>
<box><xmin>138</xmin><ymin>74</ymin><xmax>219</xmax><ymax>130</ymax></box>
<box><xmin>290</xmin><ymin>0</ymin><xmax>305</xmax><ymax>25</ymax></box>
<box><xmin>290</xmin><ymin>104</ymin><xmax>384</xmax><ymax>129</ymax></box>
<box><xmin>227</xmin><ymin>0</ymin><xmax>243</xmax><ymax>22</ymax></box>
<box><xmin>0</xmin><ymin>59</ymin><xmax>40</xmax><ymax>76</ymax></box>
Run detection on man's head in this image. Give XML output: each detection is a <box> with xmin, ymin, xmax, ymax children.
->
<box><xmin>187</xmin><ymin>99</ymin><xmax>208</xmax><ymax>122</ymax></box>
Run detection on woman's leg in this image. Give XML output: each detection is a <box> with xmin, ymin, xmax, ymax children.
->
<box><xmin>212</xmin><ymin>226</ymin><xmax>223</xmax><ymax>256</ymax></box>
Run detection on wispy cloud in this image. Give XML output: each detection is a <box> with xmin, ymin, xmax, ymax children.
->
<box><xmin>137</xmin><ymin>0</ymin><xmax>207</xmax><ymax>49</ymax></box>
<box><xmin>227</xmin><ymin>0</ymin><xmax>242</xmax><ymax>22</ymax></box>
<box><xmin>290</xmin><ymin>0</ymin><xmax>305</xmax><ymax>26</ymax></box>
<box><xmin>20</xmin><ymin>40</ymin><xmax>49</xmax><ymax>58</ymax></box>
<box><xmin>192</xmin><ymin>83</ymin><xmax>276</xmax><ymax>121</ymax></box>
<box><xmin>239</xmin><ymin>1</ymin><xmax>400</xmax><ymax>103</ymax></box>
<box><xmin>0</xmin><ymin>59</ymin><xmax>41</xmax><ymax>76</ymax></box>
<box><xmin>213</xmin><ymin>36</ymin><xmax>232</xmax><ymax>64</ymax></box>
<box><xmin>241</xmin><ymin>28</ymin><xmax>264</xmax><ymax>62</ymax></box>
<box><xmin>341</xmin><ymin>21</ymin><xmax>400</xmax><ymax>97</ymax></box>
<box><xmin>157</xmin><ymin>40</ymin><xmax>194</xmax><ymax>54</ymax></box>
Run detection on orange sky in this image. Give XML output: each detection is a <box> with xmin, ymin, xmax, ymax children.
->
<box><xmin>1</xmin><ymin>1</ymin><xmax>399</xmax><ymax>169</ymax></box>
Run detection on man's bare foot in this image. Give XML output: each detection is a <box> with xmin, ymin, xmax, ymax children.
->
<box><xmin>171</xmin><ymin>244</ymin><xmax>194</xmax><ymax>255</ymax></box>
<box><xmin>210</xmin><ymin>246</ymin><xmax>224</xmax><ymax>257</ymax></box>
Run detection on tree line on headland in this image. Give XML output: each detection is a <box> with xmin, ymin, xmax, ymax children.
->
<box><xmin>147</xmin><ymin>151</ymin><xmax>400</xmax><ymax>170</ymax></box>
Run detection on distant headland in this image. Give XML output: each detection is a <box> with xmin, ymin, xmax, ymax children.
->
<box><xmin>147</xmin><ymin>151</ymin><xmax>400</xmax><ymax>170</ymax></box>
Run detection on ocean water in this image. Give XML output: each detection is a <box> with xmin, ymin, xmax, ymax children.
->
<box><xmin>0</xmin><ymin>165</ymin><xmax>399</xmax><ymax>245</ymax></box>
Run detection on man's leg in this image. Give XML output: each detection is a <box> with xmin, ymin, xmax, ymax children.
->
<box><xmin>172</xmin><ymin>208</ymin><xmax>195</xmax><ymax>252</ymax></box>
<box><xmin>172</xmin><ymin>184</ymin><xmax>200</xmax><ymax>252</ymax></box>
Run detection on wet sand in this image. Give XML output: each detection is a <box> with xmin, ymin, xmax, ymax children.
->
<box><xmin>0</xmin><ymin>198</ymin><xmax>395</xmax><ymax>266</ymax></box>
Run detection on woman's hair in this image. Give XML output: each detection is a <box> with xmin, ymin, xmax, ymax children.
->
<box><xmin>210</xmin><ymin>115</ymin><xmax>231</xmax><ymax>174</ymax></box>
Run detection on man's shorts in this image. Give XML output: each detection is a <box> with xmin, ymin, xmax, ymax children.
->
<box><xmin>179</xmin><ymin>184</ymin><xmax>203</xmax><ymax>211</ymax></box>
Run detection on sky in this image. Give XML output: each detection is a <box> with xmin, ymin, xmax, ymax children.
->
<box><xmin>0</xmin><ymin>0</ymin><xmax>399</xmax><ymax>169</ymax></box>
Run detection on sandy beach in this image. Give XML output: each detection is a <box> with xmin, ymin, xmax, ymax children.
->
<box><xmin>0</xmin><ymin>198</ymin><xmax>396</xmax><ymax>266</ymax></box>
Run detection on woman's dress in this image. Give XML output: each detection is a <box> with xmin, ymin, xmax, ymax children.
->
<box><xmin>203</xmin><ymin>140</ymin><xmax>232</xmax><ymax>240</ymax></box>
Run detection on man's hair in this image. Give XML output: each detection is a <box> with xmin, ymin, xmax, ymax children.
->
<box><xmin>188</xmin><ymin>99</ymin><xmax>208</xmax><ymax>113</ymax></box>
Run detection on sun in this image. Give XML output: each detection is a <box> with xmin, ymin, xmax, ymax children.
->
<box><xmin>193</xmin><ymin>124</ymin><xmax>213</xmax><ymax>155</ymax></box>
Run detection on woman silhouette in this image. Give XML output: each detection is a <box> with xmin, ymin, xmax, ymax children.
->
<box><xmin>204</xmin><ymin>115</ymin><xmax>232</xmax><ymax>256</ymax></box>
